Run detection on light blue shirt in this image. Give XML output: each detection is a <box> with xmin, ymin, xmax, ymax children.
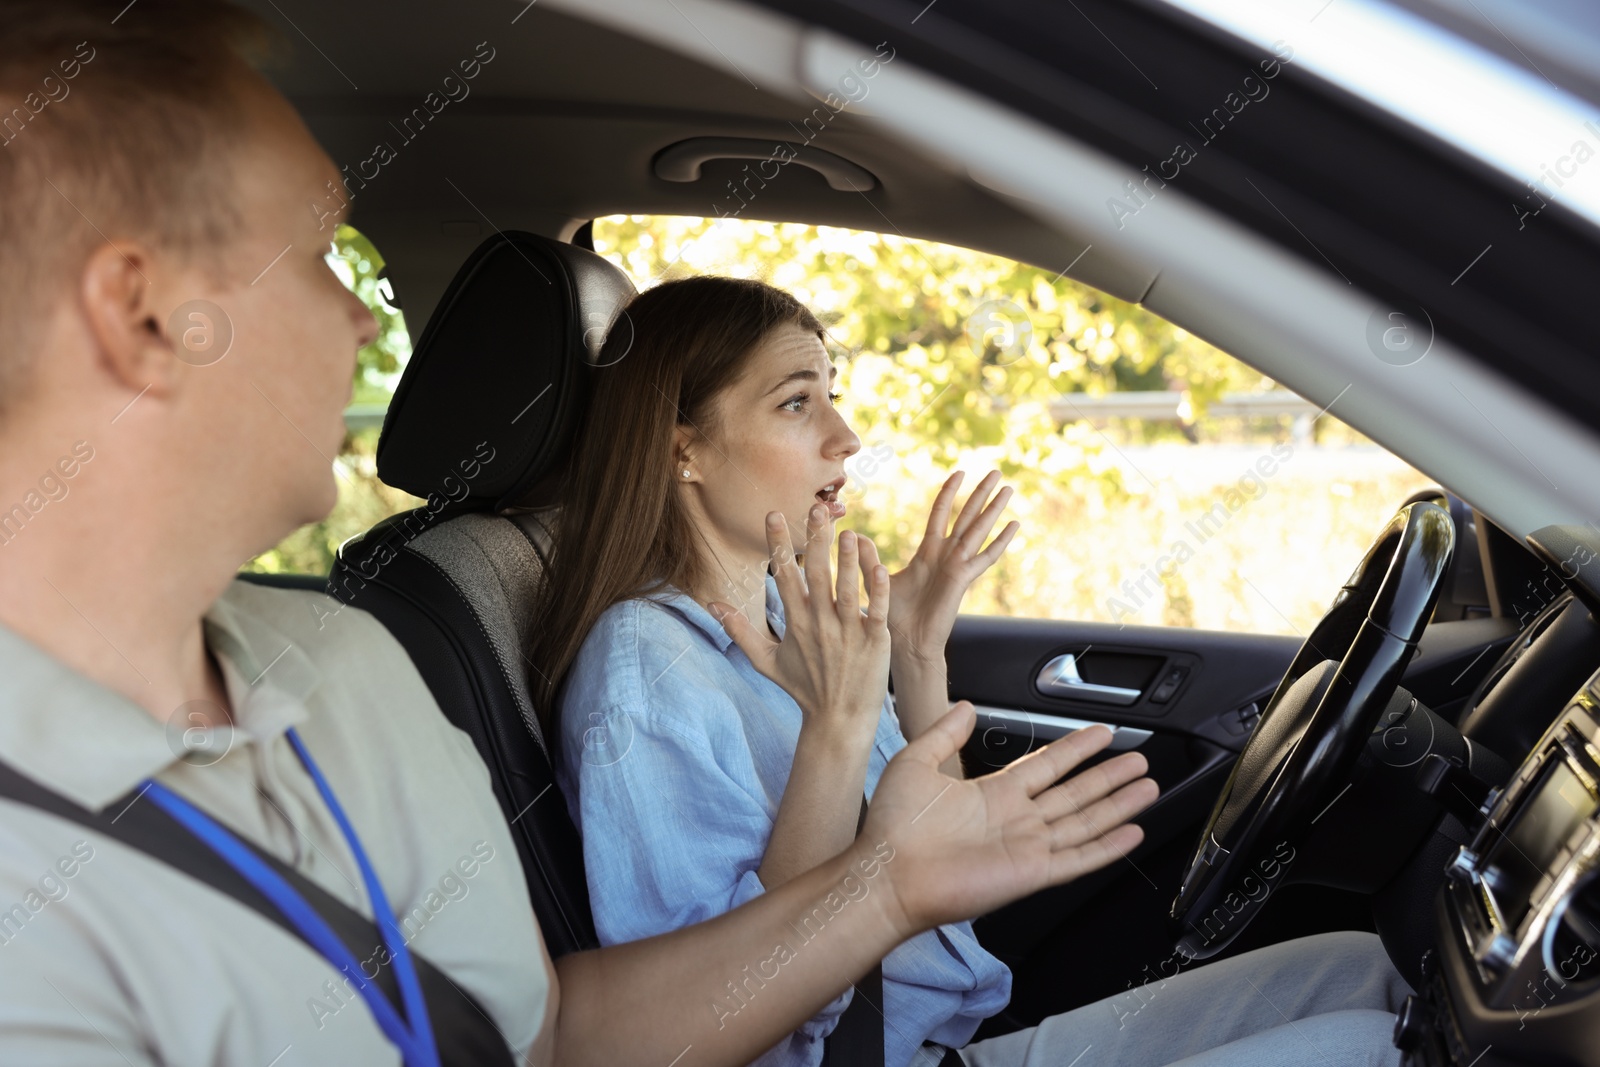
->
<box><xmin>554</xmin><ymin>574</ymin><xmax>1012</xmax><ymax>1067</ymax></box>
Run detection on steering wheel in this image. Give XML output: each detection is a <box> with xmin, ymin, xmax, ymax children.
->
<box><xmin>1169</xmin><ymin>501</ymin><xmax>1455</xmax><ymax>959</ymax></box>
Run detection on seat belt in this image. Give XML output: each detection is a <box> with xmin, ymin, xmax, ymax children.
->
<box><xmin>0</xmin><ymin>757</ymin><xmax>515</xmax><ymax>1067</ymax></box>
<box><xmin>821</xmin><ymin>795</ymin><xmax>885</xmax><ymax>1067</ymax></box>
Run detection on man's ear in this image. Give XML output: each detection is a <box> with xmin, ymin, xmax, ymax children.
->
<box><xmin>79</xmin><ymin>241</ymin><xmax>180</xmax><ymax>399</ymax></box>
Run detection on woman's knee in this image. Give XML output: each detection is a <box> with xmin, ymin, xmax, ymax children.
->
<box><xmin>1274</xmin><ymin>930</ymin><xmax>1412</xmax><ymax>1008</ymax></box>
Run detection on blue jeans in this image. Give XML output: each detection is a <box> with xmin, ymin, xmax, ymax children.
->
<box><xmin>955</xmin><ymin>931</ymin><xmax>1410</xmax><ymax>1067</ymax></box>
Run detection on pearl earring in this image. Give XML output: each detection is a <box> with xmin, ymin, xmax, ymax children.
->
<box><xmin>682</xmin><ymin>470</ymin><xmax>691</xmax><ymax>478</ymax></box>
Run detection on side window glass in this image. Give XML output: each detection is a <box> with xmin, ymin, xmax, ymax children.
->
<box><xmin>594</xmin><ymin>215</ymin><xmax>1437</xmax><ymax>634</ymax></box>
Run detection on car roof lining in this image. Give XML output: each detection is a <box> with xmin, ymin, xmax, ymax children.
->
<box><xmin>252</xmin><ymin>0</ymin><xmax>1154</xmax><ymax>325</ymax></box>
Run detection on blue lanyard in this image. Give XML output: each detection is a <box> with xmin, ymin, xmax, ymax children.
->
<box><xmin>144</xmin><ymin>727</ymin><xmax>440</xmax><ymax>1067</ymax></box>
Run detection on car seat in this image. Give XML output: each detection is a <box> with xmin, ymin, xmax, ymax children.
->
<box><xmin>327</xmin><ymin>230</ymin><xmax>634</xmax><ymax>957</ymax></box>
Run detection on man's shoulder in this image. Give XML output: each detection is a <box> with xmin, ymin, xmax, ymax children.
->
<box><xmin>218</xmin><ymin>577</ymin><xmax>500</xmax><ymax>816</ymax></box>
<box><xmin>215</xmin><ymin>577</ymin><xmax>447</xmax><ymax>728</ymax></box>
<box><xmin>219</xmin><ymin>576</ymin><xmax>404</xmax><ymax>663</ymax></box>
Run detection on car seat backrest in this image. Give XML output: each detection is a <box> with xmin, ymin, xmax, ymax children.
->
<box><xmin>330</xmin><ymin>231</ymin><xmax>635</xmax><ymax>957</ymax></box>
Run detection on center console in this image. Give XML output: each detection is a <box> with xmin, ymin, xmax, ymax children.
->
<box><xmin>1398</xmin><ymin>667</ymin><xmax>1600</xmax><ymax>1065</ymax></box>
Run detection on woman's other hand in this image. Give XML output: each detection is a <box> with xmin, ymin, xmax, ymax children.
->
<box><xmin>713</xmin><ymin>506</ymin><xmax>893</xmax><ymax>891</ymax></box>
<box><xmin>888</xmin><ymin>469</ymin><xmax>1019</xmax><ymax>665</ymax></box>
<box><xmin>710</xmin><ymin>504</ymin><xmax>890</xmax><ymax>747</ymax></box>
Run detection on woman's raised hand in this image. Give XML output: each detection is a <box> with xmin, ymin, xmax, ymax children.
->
<box><xmin>888</xmin><ymin>469</ymin><xmax>1019</xmax><ymax>664</ymax></box>
<box><xmin>709</xmin><ymin>504</ymin><xmax>891</xmax><ymax>745</ymax></box>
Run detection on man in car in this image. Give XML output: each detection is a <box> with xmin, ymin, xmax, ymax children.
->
<box><xmin>0</xmin><ymin>2</ymin><xmax>1157</xmax><ymax>1064</ymax></box>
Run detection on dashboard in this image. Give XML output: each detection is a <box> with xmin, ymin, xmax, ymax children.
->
<box><xmin>1400</xmin><ymin>644</ymin><xmax>1600</xmax><ymax>1064</ymax></box>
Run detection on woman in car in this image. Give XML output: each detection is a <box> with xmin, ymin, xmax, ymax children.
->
<box><xmin>533</xmin><ymin>275</ymin><xmax>1412</xmax><ymax>1067</ymax></box>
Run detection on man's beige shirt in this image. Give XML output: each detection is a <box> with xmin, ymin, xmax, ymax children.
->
<box><xmin>0</xmin><ymin>578</ymin><xmax>549</xmax><ymax>1064</ymax></box>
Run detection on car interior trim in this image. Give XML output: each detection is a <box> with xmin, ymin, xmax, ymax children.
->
<box><xmin>1162</xmin><ymin>0</ymin><xmax>1600</xmax><ymax>232</ymax></box>
<box><xmin>969</xmin><ymin>705</ymin><xmax>1155</xmax><ymax>751</ymax></box>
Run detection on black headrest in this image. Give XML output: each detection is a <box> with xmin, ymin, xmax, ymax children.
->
<box><xmin>376</xmin><ymin>232</ymin><xmax>636</xmax><ymax>510</ymax></box>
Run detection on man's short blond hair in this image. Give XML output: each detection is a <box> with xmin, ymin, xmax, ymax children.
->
<box><xmin>0</xmin><ymin>0</ymin><xmax>276</xmax><ymax>420</ymax></box>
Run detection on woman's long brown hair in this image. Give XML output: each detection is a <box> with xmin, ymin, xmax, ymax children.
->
<box><xmin>527</xmin><ymin>275</ymin><xmax>824</xmax><ymax>736</ymax></box>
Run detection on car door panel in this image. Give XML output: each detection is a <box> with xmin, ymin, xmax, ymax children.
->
<box><xmin>946</xmin><ymin>611</ymin><xmax>1515</xmax><ymax>1026</ymax></box>
<box><xmin>949</xmin><ymin>615</ymin><xmax>1300</xmax><ymax>763</ymax></box>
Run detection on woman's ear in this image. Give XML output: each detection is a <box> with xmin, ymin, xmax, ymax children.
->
<box><xmin>673</xmin><ymin>423</ymin><xmax>696</xmax><ymax>480</ymax></box>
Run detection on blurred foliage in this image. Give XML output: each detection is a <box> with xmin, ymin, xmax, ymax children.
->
<box><xmin>242</xmin><ymin>226</ymin><xmax>423</xmax><ymax>576</ymax></box>
<box><xmin>594</xmin><ymin>215</ymin><xmax>1321</xmax><ymax>624</ymax></box>
<box><xmin>597</xmin><ymin>215</ymin><xmax>1272</xmax><ymax>446</ymax></box>
<box><xmin>336</xmin><ymin>225</ymin><xmax>412</xmax><ymax>407</ymax></box>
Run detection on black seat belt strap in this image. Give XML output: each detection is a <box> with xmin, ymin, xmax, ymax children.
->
<box><xmin>821</xmin><ymin>794</ymin><xmax>885</xmax><ymax>1067</ymax></box>
<box><xmin>0</xmin><ymin>758</ymin><xmax>515</xmax><ymax>1067</ymax></box>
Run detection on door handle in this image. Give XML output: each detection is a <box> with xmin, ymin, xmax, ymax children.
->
<box><xmin>1035</xmin><ymin>653</ymin><xmax>1143</xmax><ymax>706</ymax></box>
<box><xmin>971</xmin><ymin>705</ymin><xmax>1152</xmax><ymax>750</ymax></box>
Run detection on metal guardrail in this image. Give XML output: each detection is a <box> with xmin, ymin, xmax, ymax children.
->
<box><xmin>342</xmin><ymin>404</ymin><xmax>389</xmax><ymax>431</ymax></box>
<box><xmin>341</xmin><ymin>390</ymin><xmax>1320</xmax><ymax>432</ymax></box>
<box><xmin>1048</xmin><ymin>389</ymin><xmax>1319</xmax><ymax>422</ymax></box>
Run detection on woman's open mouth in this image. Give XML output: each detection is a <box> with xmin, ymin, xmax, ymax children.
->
<box><xmin>816</xmin><ymin>477</ymin><xmax>847</xmax><ymax>518</ymax></box>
